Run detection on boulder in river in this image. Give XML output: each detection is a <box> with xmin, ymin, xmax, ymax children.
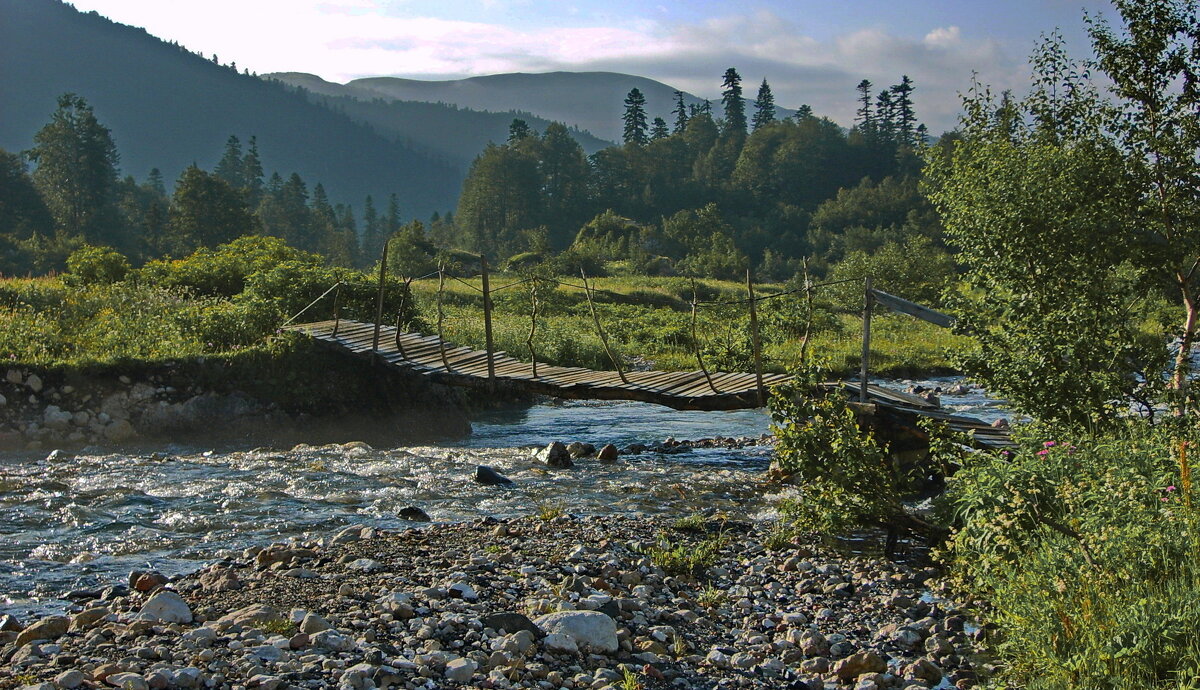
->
<box><xmin>539</xmin><ymin>441</ymin><xmax>574</xmax><ymax>468</ymax></box>
<box><xmin>137</xmin><ymin>590</ymin><xmax>193</xmax><ymax>623</ymax></box>
<box><xmin>475</xmin><ymin>465</ymin><xmax>514</xmax><ymax>486</ymax></box>
<box><xmin>596</xmin><ymin>444</ymin><xmax>619</xmax><ymax>461</ymax></box>
<box><xmin>397</xmin><ymin>506</ymin><xmax>431</xmax><ymax>522</ymax></box>
<box><xmin>566</xmin><ymin>441</ymin><xmax>595</xmax><ymax>458</ymax></box>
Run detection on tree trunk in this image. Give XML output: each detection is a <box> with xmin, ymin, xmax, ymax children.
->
<box><xmin>1172</xmin><ymin>278</ymin><xmax>1198</xmax><ymax>397</ymax></box>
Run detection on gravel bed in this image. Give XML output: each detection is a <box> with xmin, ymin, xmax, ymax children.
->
<box><xmin>1</xmin><ymin>514</ymin><xmax>991</xmax><ymax>690</ymax></box>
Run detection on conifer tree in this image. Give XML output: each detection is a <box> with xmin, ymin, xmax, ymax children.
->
<box><xmin>650</xmin><ymin>117</ymin><xmax>670</xmax><ymax>140</ymax></box>
<box><xmin>720</xmin><ymin>68</ymin><xmax>746</xmax><ymax>137</ymax></box>
<box><xmin>508</xmin><ymin>118</ymin><xmax>532</xmax><ymax>143</ymax></box>
<box><xmin>361</xmin><ymin>195</ymin><xmax>379</xmax><ymax>266</ymax></box>
<box><xmin>213</xmin><ymin>135</ymin><xmax>244</xmax><ymax>189</ymax></box>
<box><xmin>752</xmin><ymin>79</ymin><xmax>776</xmax><ymax>131</ymax></box>
<box><xmin>622</xmin><ymin>88</ymin><xmax>649</xmax><ymax>145</ymax></box>
<box><xmin>241</xmin><ymin>136</ymin><xmax>264</xmax><ymax>204</ymax></box>
<box><xmin>890</xmin><ymin>76</ymin><xmax>917</xmax><ymax>146</ymax></box>
<box><xmin>672</xmin><ymin>91</ymin><xmax>690</xmax><ymax>133</ymax></box>
<box><xmin>855</xmin><ymin>79</ymin><xmax>875</xmax><ymax>132</ymax></box>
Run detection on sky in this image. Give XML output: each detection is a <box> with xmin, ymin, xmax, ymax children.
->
<box><xmin>68</xmin><ymin>0</ymin><xmax>1116</xmax><ymax>133</ymax></box>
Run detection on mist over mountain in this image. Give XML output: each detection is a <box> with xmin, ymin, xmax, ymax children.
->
<box><xmin>268</xmin><ymin>71</ymin><xmax>798</xmax><ymax>144</ymax></box>
<box><xmin>269</xmin><ymin>72</ymin><xmax>614</xmax><ymax>162</ymax></box>
<box><xmin>0</xmin><ymin>0</ymin><xmax>462</xmax><ymax>217</ymax></box>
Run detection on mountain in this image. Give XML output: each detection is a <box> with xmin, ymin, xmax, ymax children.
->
<box><xmin>268</xmin><ymin>73</ymin><xmax>614</xmax><ymax>163</ymax></box>
<box><xmin>268</xmin><ymin>72</ymin><xmax>798</xmax><ymax>144</ymax></box>
<box><xmin>0</xmin><ymin>0</ymin><xmax>461</xmax><ymax>218</ymax></box>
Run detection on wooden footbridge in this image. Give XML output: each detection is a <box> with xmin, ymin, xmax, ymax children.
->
<box><xmin>285</xmin><ymin>318</ymin><xmax>1014</xmax><ymax>448</ymax></box>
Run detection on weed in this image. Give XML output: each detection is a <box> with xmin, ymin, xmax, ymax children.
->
<box><xmin>671</xmin><ymin>513</ymin><xmax>706</xmax><ymax>532</ymax></box>
<box><xmin>619</xmin><ymin>667</ymin><xmax>642</xmax><ymax>690</ymax></box>
<box><xmin>535</xmin><ymin>500</ymin><xmax>566</xmax><ymax>521</ymax></box>
<box><xmin>484</xmin><ymin>544</ymin><xmax>504</xmax><ymax>554</ymax></box>
<box><xmin>258</xmin><ymin>619</ymin><xmax>294</xmax><ymax>635</ymax></box>
<box><xmin>697</xmin><ymin>584</ymin><xmax>727</xmax><ymax>608</ymax></box>
<box><xmin>763</xmin><ymin>521</ymin><xmax>799</xmax><ymax>551</ymax></box>
<box><xmin>672</xmin><ymin>632</ymin><xmax>689</xmax><ymax>657</ymax></box>
<box><xmin>645</xmin><ymin>535</ymin><xmax>725</xmax><ymax>578</ymax></box>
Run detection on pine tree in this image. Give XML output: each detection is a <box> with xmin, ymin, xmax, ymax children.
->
<box><xmin>650</xmin><ymin>117</ymin><xmax>670</xmax><ymax>140</ymax></box>
<box><xmin>752</xmin><ymin>79</ymin><xmax>776</xmax><ymax>131</ymax></box>
<box><xmin>146</xmin><ymin>168</ymin><xmax>166</xmax><ymax>196</ymax></box>
<box><xmin>241</xmin><ymin>136</ymin><xmax>264</xmax><ymax>204</ymax></box>
<box><xmin>361</xmin><ymin>195</ymin><xmax>380</xmax><ymax>267</ymax></box>
<box><xmin>622</xmin><ymin>88</ymin><xmax>649</xmax><ymax>145</ymax></box>
<box><xmin>213</xmin><ymin>135</ymin><xmax>244</xmax><ymax>188</ymax></box>
<box><xmin>794</xmin><ymin>104</ymin><xmax>814</xmax><ymax>121</ymax></box>
<box><xmin>508</xmin><ymin>118</ymin><xmax>532</xmax><ymax>143</ymax></box>
<box><xmin>27</xmin><ymin>93</ymin><xmax>121</xmax><ymax>243</ymax></box>
<box><xmin>875</xmin><ymin>90</ymin><xmax>897</xmax><ymax>144</ymax></box>
<box><xmin>672</xmin><ymin>91</ymin><xmax>690</xmax><ymax>133</ymax></box>
<box><xmin>720</xmin><ymin>68</ymin><xmax>746</xmax><ymax>137</ymax></box>
<box><xmin>890</xmin><ymin>76</ymin><xmax>917</xmax><ymax>146</ymax></box>
<box><xmin>855</xmin><ymin>79</ymin><xmax>874</xmax><ymax>131</ymax></box>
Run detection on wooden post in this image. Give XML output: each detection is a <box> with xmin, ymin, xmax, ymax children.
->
<box><xmin>746</xmin><ymin>269</ymin><xmax>765</xmax><ymax>407</ymax></box>
<box><xmin>436</xmin><ymin>263</ymin><xmax>450</xmax><ymax>370</ymax></box>
<box><xmin>480</xmin><ymin>255</ymin><xmax>496</xmax><ymax>392</ymax></box>
<box><xmin>372</xmin><ymin>240</ymin><xmax>390</xmax><ymax>358</ymax></box>
<box><xmin>581</xmin><ymin>269</ymin><xmax>628</xmax><ymax>384</ymax></box>
<box><xmin>331</xmin><ymin>282</ymin><xmax>342</xmax><ymax>339</ymax></box>
<box><xmin>393</xmin><ymin>276</ymin><xmax>411</xmax><ymax>359</ymax></box>
<box><xmin>691</xmin><ymin>279</ymin><xmax>718</xmax><ymax>393</ymax></box>
<box><xmin>860</xmin><ymin>276</ymin><xmax>873</xmax><ymax>403</ymax></box>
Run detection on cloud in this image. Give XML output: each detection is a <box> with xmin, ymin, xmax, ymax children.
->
<box><xmin>69</xmin><ymin>1</ymin><xmax>1031</xmax><ymax>133</ymax></box>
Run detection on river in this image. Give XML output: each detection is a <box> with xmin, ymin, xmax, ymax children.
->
<box><xmin>0</xmin><ymin>377</ymin><xmax>1008</xmax><ymax>618</ymax></box>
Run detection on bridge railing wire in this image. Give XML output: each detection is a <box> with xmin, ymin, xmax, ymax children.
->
<box><xmin>280</xmin><ymin>280</ymin><xmax>344</xmax><ymax>327</ymax></box>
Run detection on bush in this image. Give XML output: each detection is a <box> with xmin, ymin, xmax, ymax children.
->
<box><xmin>65</xmin><ymin>245</ymin><xmax>130</xmax><ymax>286</ymax></box>
<box><xmin>941</xmin><ymin>423</ymin><xmax>1200</xmax><ymax>687</ymax></box>
<box><xmin>242</xmin><ymin>260</ymin><xmax>421</xmax><ymax>328</ymax></box>
<box><xmin>138</xmin><ymin>235</ymin><xmax>321</xmax><ymax>297</ymax></box>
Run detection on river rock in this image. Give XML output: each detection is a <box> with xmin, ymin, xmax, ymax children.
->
<box><xmin>134</xmin><ymin>571</ymin><xmax>168</xmax><ymax>592</ymax></box>
<box><xmin>533</xmin><ymin>611</ymin><xmax>618</xmax><ymax>654</ymax></box>
<box><xmin>103</xmin><ymin>419</ymin><xmax>136</xmax><ymax>442</ymax></box>
<box><xmin>834</xmin><ymin>650</ymin><xmax>888</xmax><ymax>681</ymax></box>
<box><xmin>539</xmin><ymin>441</ymin><xmax>573</xmax><ymax>468</ymax></box>
<box><xmin>5</xmin><ymin>369</ymin><xmax>21</xmax><ymax>385</ymax></box>
<box><xmin>312</xmin><ymin>629</ymin><xmax>354</xmax><ymax>652</ymax></box>
<box><xmin>14</xmin><ymin>615</ymin><xmax>68</xmax><ymax>647</ymax></box>
<box><xmin>444</xmin><ymin>657</ymin><xmax>478</xmax><ymax>683</ymax></box>
<box><xmin>397</xmin><ymin>506</ymin><xmax>431</xmax><ymax>521</ymax></box>
<box><xmin>475</xmin><ymin>465</ymin><xmax>513</xmax><ymax>486</ymax></box>
<box><xmin>218</xmin><ymin>604</ymin><xmax>284</xmax><ymax>628</ymax></box>
<box><xmin>566</xmin><ymin>441</ymin><xmax>595</xmax><ymax>458</ymax></box>
<box><xmin>596</xmin><ymin>444</ymin><xmax>619</xmax><ymax>461</ymax></box>
<box><xmin>137</xmin><ymin>590</ymin><xmax>192</xmax><ymax>623</ymax></box>
<box><xmin>105</xmin><ymin>672</ymin><xmax>148</xmax><ymax>690</ymax></box>
<box><xmin>26</xmin><ymin>373</ymin><xmax>43</xmax><ymax>392</ymax></box>
<box><xmin>43</xmin><ymin>405</ymin><xmax>72</xmax><ymax>430</ymax></box>
<box><xmin>55</xmin><ymin>669</ymin><xmax>85</xmax><ymax>689</ymax></box>
<box><xmin>70</xmin><ymin>606</ymin><xmax>110</xmax><ymax>630</ymax></box>
<box><xmin>300</xmin><ymin>613</ymin><xmax>332</xmax><ymax>634</ymax></box>
<box><xmin>0</xmin><ymin>614</ymin><xmax>22</xmax><ymax>632</ymax></box>
<box><xmin>482</xmin><ymin>612</ymin><xmax>542</xmax><ymax>637</ymax></box>
<box><xmin>904</xmin><ymin>658</ymin><xmax>943</xmax><ymax>685</ymax></box>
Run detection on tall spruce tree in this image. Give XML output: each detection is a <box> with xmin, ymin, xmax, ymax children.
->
<box><xmin>855</xmin><ymin>79</ymin><xmax>875</xmax><ymax>132</ymax></box>
<box><xmin>890</xmin><ymin>76</ymin><xmax>917</xmax><ymax>146</ymax></box>
<box><xmin>672</xmin><ymin>91</ymin><xmax>690</xmax><ymax>133</ymax></box>
<box><xmin>213</xmin><ymin>135</ymin><xmax>245</xmax><ymax>189</ymax></box>
<box><xmin>622</xmin><ymin>88</ymin><xmax>649</xmax><ymax>145</ymax></box>
<box><xmin>241</xmin><ymin>136</ymin><xmax>264</xmax><ymax>204</ymax></box>
<box><xmin>752</xmin><ymin>79</ymin><xmax>776</xmax><ymax>131</ymax></box>
<box><xmin>27</xmin><ymin>93</ymin><xmax>121</xmax><ymax>244</ymax></box>
<box><xmin>650</xmin><ymin>117</ymin><xmax>670</xmax><ymax>140</ymax></box>
<box><xmin>508</xmin><ymin>118</ymin><xmax>532</xmax><ymax>143</ymax></box>
<box><xmin>361</xmin><ymin>195</ymin><xmax>380</xmax><ymax>267</ymax></box>
<box><xmin>720</xmin><ymin>68</ymin><xmax>746</xmax><ymax>137</ymax></box>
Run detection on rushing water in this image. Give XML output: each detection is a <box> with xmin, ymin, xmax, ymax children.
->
<box><xmin>0</xmin><ymin>379</ymin><xmax>1007</xmax><ymax>618</ymax></box>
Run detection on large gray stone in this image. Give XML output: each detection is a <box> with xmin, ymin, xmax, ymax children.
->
<box><xmin>533</xmin><ymin>611</ymin><xmax>617</xmax><ymax>654</ymax></box>
<box><xmin>475</xmin><ymin>465</ymin><xmax>513</xmax><ymax>486</ymax></box>
<box><xmin>14</xmin><ymin>616</ymin><xmax>68</xmax><ymax>647</ymax></box>
<box><xmin>539</xmin><ymin>442</ymin><xmax>573</xmax><ymax>468</ymax></box>
<box><xmin>137</xmin><ymin>590</ymin><xmax>192</xmax><ymax>623</ymax></box>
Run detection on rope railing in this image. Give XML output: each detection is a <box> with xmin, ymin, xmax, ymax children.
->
<box><xmin>280</xmin><ymin>280</ymin><xmax>344</xmax><ymax>327</ymax></box>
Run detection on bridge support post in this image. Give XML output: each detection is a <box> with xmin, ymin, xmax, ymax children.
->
<box><xmin>372</xmin><ymin>239</ymin><xmax>390</xmax><ymax>360</ymax></box>
<box><xmin>746</xmin><ymin>269</ymin><xmax>765</xmax><ymax>407</ymax></box>
<box><xmin>480</xmin><ymin>254</ymin><xmax>496</xmax><ymax>393</ymax></box>
<box><xmin>860</xmin><ymin>276</ymin><xmax>873</xmax><ymax>402</ymax></box>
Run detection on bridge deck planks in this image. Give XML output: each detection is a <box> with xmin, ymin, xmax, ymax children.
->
<box><xmin>286</xmin><ymin>320</ymin><xmax>1013</xmax><ymax>446</ymax></box>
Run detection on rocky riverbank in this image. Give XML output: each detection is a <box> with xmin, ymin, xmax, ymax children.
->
<box><xmin>0</xmin><ymin>355</ymin><xmax>476</xmax><ymax>452</ymax></box>
<box><xmin>0</xmin><ymin>515</ymin><xmax>991</xmax><ymax>690</ymax></box>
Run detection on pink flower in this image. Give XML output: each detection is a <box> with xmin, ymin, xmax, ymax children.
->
<box><xmin>1162</xmin><ymin>497</ymin><xmax>1170</xmax><ymax>502</ymax></box>
<box><xmin>1037</xmin><ymin>450</ymin><xmax>1049</xmax><ymax>456</ymax></box>
<box><xmin>1044</xmin><ymin>441</ymin><xmax>1057</xmax><ymax>448</ymax></box>
<box><xmin>1167</xmin><ymin>486</ymin><xmax>1177</xmax><ymax>492</ymax></box>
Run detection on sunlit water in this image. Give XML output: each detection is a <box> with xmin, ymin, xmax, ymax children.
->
<box><xmin>0</xmin><ymin>379</ymin><xmax>1006</xmax><ymax>617</ymax></box>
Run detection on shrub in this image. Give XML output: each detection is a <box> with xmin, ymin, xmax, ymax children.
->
<box><xmin>242</xmin><ymin>260</ymin><xmax>421</xmax><ymax>328</ymax></box>
<box><xmin>941</xmin><ymin>424</ymin><xmax>1200</xmax><ymax>687</ymax></box>
<box><xmin>65</xmin><ymin>245</ymin><xmax>130</xmax><ymax>285</ymax></box>
<box><xmin>138</xmin><ymin>235</ymin><xmax>321</xmax><ymax>297</ymax></box>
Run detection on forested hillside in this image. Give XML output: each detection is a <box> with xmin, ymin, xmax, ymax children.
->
<box><xmin>0</xmin><ymin>0</ymin><xmax>461</xmax><ymax>216</ymax></box>
<box><xmin>270</xmin><ymin>71</ymin><xmax>797</xmax><ymax>144</ymax></box>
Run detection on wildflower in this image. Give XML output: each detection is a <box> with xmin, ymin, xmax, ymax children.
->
<box><xmin>1037</xmin><ymin>449</ymin><xmax>1049</xmax><ymax>456</ymax></box>
<box><xmin>1044</xmin><ymin>441</ymin><xmax>1057</xmax><ymax>448</ymax></box>
<box><xmin>1167</xmin><ymin>486</ymin><xmax>1177</xmax><ymax>492</ymax></box>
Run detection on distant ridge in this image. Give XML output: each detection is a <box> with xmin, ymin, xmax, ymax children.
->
<box><xmin>268</xmin><ymin>72</ymin><xmax>614</xmax><ymax>161</ymax></box>
<box><xmin>0</xmin><ymin>0</ymin><xmax>461</xmax><ymax>217</ymax></box>
<box><xmin>268</xmin><ymin>71</ymin><xmax>797</xmax><ymax>144</ymax></box>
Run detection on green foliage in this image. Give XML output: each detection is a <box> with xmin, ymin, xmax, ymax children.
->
<box><xmin>645</xmin><ymin>534</ymin><xmax>725</xmax><ymax>578</ymax></box>
<box><xmin>64</xmin><ymin>244</ymin><xmax>129</xmax><ymax>285</ymax></box>
<box><xmin>769</xmin><ymin>363</ymin><xmax>901</xmax><ymax>533</ymax></box>
<box><xmin>827</xmin><ymin>235</ymin><xmax>954</xmax><ymax>307</ymax></box>
<box><xmin>167</xmin><ymin>165</ymin><xmax>258</xmax><ymax>253</ymax></box>
<box><xmin>671</xmin><ymin>513</ymin><xmax>707</xmax><ymax>532</ymax></box>
<box><xmin>924</xmin><ymin>36</ymin><xmax>1163</xmax><ymax>429</ymax></box>
<box><xmin>941</xmin><ymin>424</ymin><xmax>1200</xmax><ymax>688</ymax></box>
<box><xmin>138</xmin><ymin>235</ymin><xmax>321</xmax><ymax>298</ymax></box>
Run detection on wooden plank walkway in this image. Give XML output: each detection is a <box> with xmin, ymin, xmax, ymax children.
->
<box><xmin>287</xmin><ymin>319</ymin><xmax>1013</xmax><ymax>446</ymax></box>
